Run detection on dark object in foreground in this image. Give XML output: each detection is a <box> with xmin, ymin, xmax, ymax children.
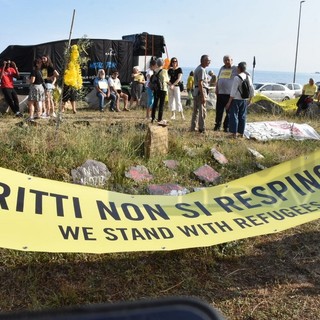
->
<box><xmin>0</xmin><ymin>297</ymin><xmax>225</xmax><ymax>319</ymax></box>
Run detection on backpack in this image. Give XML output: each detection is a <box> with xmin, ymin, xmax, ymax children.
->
<box><xmin>238</xmin><ymin>75</ymin><xmax>251</xmax><ymax>99</ymax></box>
<box><xmin>148</xmin><ymin>69</ymin><xmax>162</xmax><ymax>91</ymax></box>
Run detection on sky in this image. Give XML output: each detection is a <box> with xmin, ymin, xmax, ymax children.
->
<box><xmin>0</xmin><ymin>0</ymin><xmax>319</xmax><ymax>73</ymax></box>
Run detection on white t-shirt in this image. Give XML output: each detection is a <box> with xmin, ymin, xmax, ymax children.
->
<box><xmin>108</xmin><ymin>77</ymin><xmax>121</xmax><ymax>91</ymax></box>
<box><xmin>145</xmin><ymin>68</ymin><xmax>154</xmax><ymax>87</ymax></box>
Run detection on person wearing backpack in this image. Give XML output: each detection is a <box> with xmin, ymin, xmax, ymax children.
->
<box><xmin>225</xmin><ymin>62</ymin><xmax>254</xmax><ymax>139</ymax></box>
<box><xmin>151</xmin><ymin>58</ymin><xmax>169</xmax><ymax>124</ymax></box>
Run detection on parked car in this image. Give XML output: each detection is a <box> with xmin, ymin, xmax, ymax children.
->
<box><xmin>278</xmin><ymin>82</ymin><xmax>303</xmax><ymax>97</ymax></box>
<box><xmin>253</xmin><ymin>83</ymin><xmax>295</xmax><ymax>101</ymax></box>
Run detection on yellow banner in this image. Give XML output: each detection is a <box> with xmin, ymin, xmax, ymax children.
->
<box><xmin>0</xmin><ymin>151</ymin><xmax>320</xmax><ymax>253</ymax></box>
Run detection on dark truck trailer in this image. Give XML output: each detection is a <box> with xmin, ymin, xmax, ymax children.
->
<box><xmin>0</xmin><ymin>33</ymin><xmax>166</xmax><ymax>97</ymax></box>
<box><xmin>122</xmin><ymin>32</ymin><xmax>166</xmax><ymax>72</ymax></box>
<box><xmin>0</xmin><ymin>38</ymin><xmax>134</xmax><ymax>87</ymax></box>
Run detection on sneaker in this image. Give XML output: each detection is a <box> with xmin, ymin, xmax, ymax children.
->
<box><xmin>40</xmin><ymin>113</ymin><xmax>49</xmax><ymax>119</ymax></box>
<box><xmin>51</xmin><ymin>112</ymin><xmax>57</xmax><ymax>118</ymax></box>
<box><xmin>170</xmin><ymin>114</ymin><xmax>176</xmax><ymax>120</ymax></box>
<box><xmin>158</xmin><ymin>120</ymin><xmax>168</xmax><ymax>127</ymax></box>
<box><xmin>15</xmin><ymin>112</ymin><xmax>23</xmax><ymax>117</ymax></box>
<box><xmin>26</xmin><ymin>117</ymin><xmax>35</xmax><ymax>122</ymax></box>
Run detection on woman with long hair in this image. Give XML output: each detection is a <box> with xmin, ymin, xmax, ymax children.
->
<box><xmin>168</xmin><ymin>57</ymin><xmax>184</xmax><ymax>120</ymax></box>
<box><xmin>27</xmin><ymin>58</ymin><xmax>45</xmax><ymax>122</ymax></box>
<box><xmin>41</xmin><ymin>55</ymin><xmax>59</xmax><ymax>118</ymax></box>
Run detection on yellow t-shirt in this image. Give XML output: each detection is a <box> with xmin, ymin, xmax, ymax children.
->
<box><xmin>303</xmin><ymin>83</ymin><xmax>317</xmax><ymax>96</ymax></box>
<box><xmin>187</xmin><ymin>75</ymin><xmax>194</xmax><ymax>90</ymax></box>
<box><xmin>133</xmin><ymin>73</ymin><xmax>145</xmax><ymax>83</ymax></box>
<box><xmin>218</xmin><ymin>69</ymin><xmax>233</xmax><ymax>79</ymax></box>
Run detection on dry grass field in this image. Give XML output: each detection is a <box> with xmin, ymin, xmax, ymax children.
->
<box><xmin>0</xmin><ymin>100</ymin><xmax>319</xmax><ymax>320</ymax></box>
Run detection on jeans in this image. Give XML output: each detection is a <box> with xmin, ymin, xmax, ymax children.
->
<box><xmin>228</xmin><ymin>99</ymin><xmax>247</xmax><ymax>134</ymax></box>
<box><xmin>96</xmin><ymin>91</ymin><xmax>117</xmax><ymax>110</ymax></box>
<box><xmin>109</xmin><ymin>92</ymin><xmax>117</xmax><ymax>110</ymax></box>
<box><xmin>146</xmin><ymin>87</ymin><xmax>154</xmax><ymax>109</ymax></box>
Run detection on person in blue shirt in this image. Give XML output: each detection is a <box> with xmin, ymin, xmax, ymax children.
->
<box><xmin>93</xmin><ymin>69</ymin><xmax>116</xmax><ymax>112</ymax></box>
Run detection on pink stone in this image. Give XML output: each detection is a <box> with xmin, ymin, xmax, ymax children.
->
<box><xmin>125</xmin><ymin>165</ymin><xmax>153</xmax><ymax>182</ymax></box>
<box><xmin>193</xmin><ymin>164</ymin><xmax>221</xmax><ymax>183</ymax></box>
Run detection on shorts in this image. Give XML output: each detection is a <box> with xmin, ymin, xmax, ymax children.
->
<box><xmin>62</xmin><ymin>86</ymin><xmax>77</xmax><ymax>102</ymax></box>
<box><xmin>28</xmin><ymin>84</ymin><xmax>45</xmax><ymax>102</ymax></box>
<box><xmin>45</xmin><ymin>83</ymin><xmax>55</xmax><ymax>92</ymax></box>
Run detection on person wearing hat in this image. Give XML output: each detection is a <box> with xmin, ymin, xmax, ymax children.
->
<box><xmin>225</xmin><ymin>62</ymin><xmax>254</xmax><ymax>139</ymax></box>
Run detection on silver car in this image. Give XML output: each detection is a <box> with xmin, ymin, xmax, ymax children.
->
<box><xmin>254</xmin><ymin>83</ymin><xmax>295</xmax><ymax>101</ymax></box>
<box><xmin>278</xmin><ymin>82</ymin><xmax>303</xmax><ymax>97</ymax></box>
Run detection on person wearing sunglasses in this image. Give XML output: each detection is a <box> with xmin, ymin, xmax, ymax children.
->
<box><xmin>168</xmin><ymin>57</ymin><xmax>185</xmax><ymax>120</ymax></box>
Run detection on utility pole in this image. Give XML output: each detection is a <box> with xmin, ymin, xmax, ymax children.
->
<box><xmin>293</xmin><ymin>0</ymin><xmax>306</xmax><ymax>83</ymax></box>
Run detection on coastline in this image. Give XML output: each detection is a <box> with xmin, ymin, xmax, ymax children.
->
<box><xmin>180</xmin><ymin>67</ymin><xmax>320</xmax><ymax>85</ymax></box>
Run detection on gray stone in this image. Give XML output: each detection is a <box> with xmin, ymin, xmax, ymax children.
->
<box><xmin>249</xmin><ymin>100</ymin><xmax>283</xmax><ymax>114</ymax></box>
<box><xmin>163</xmin><ymin>160</ymin><xmax>179</xmax><ymax>170</ymax></box>
<box><xmin>300</xmin><ymin>102</ymin><xmax>320</xmax><ymax>118</ymax></box>
<box><xmin>147</xmin><ymin>183</ymin><xmax>189</xmax><ymax>196</ymax></box>
<box><xmin>193</xmin><ymin>164</ymin><xmax>221</xmax><ymax>183</ymax></box>
<box><xmin>125</xmin><ymin>165</ymin><xmax>153</xmax><ymax>182</ymax></box>
<box><xmin>71</xmin><ymin>160</ymin><xmax>111</xmax><ymax>187</ymax></box>
<box><xmin>247</xmin><ymin>147</ymin><xmax>264</xmax><ymax>159</ymax></box>
<box><xmin>256</xmin><ymin>162</ymin><xmax>267</xmax><ymax>170</ymax></box>
<box><xmin>211</xmin><ymin>148</ymin><xmax>228</xmax><ymax>165</ymax></box>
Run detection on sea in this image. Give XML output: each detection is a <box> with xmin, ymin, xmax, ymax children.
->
<box><xmin>180</xmin><ymin>67</ymin><xmax>320</xmax><ymax>86</ymax></box>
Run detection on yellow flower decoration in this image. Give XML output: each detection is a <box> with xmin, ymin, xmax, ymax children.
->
<box><xmin>64</xmin><ymin>45</ymin><xmax>83</xmax><ymax>90</ymax></box>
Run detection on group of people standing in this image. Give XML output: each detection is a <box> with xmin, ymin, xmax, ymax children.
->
<box><xmin>144</xmin><ymin>53</ymin><xmax>254</xmax><ymax>138</ymax></box>
<box><xmin>1</xmin><ymin>52</ymin><xmax>255</xmax><ymax>136</ymax></box>
<box><xmin>190</xmin><ymin>54</ymin><xmax>254</xmax><ymax>138</ymax></box>
<box><xmin>144</xmin><ymin>57</ymin><xmax>185</xmax><ymax>124</ymax></box>
<box><xmin>27</xmin><ymin>55</ymin><xmax>62</xmax><ymax>121</ymax></box>
<box><xmin>0</xmin><ymin>55</ymin><xmax>77</xmax><ymax>122</ymax></box>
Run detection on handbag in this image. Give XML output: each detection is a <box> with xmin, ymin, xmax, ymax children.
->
<box><xmin>179</xmin><ymin>81</ymin><xmax>184</xmax><ymax>92</ymax></box>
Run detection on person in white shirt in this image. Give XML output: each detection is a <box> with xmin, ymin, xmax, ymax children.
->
<box><xmin>225</xmin><ymin>62</ymin><xmax>254</xmax><ymax>139</ymax></box>
<box><xmin>108</xmin><ymin>70</ymin><xmax>129</xmax><ymax>112</ymax></box>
